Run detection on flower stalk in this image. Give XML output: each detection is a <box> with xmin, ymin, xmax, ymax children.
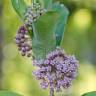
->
<box><xmin>50</xmin><ymin>89</ymin><xmax>54</xmax><ymax>96</ymax></box>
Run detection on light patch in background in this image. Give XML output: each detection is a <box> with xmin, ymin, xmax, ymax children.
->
<box><xmin>73</xmin><ymin>9</ymin><xmax>92</xmax><ymax>30</ymax></box>
<box><xmin>9</xmin><ymin>73</ymin><xmax>30</xmax><ymax>96</ymax></box>
<box><xmin>3</xmin><ymin>43</ymin><xmax>18</xmax><ymax>60</ymax></box>
<box><xmin>73</xmin><ymin>62</ymin><xmax>96</xmax><ymax>96</ymax></box>
<box><xmin>2</xmin><ymin>60</ymin><xmax>17</xmax><ymax>75</ymax></box>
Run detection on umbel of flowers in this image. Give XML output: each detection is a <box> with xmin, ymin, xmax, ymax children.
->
<box><xmin>33</xmin><ymin>47</ymin><xmax>78</xmax><ymax>96</ymax></box>
<box><xmin>12</xmin><ymin>0</ymin><xmax>79</xmax><ymax>96</ymax></box>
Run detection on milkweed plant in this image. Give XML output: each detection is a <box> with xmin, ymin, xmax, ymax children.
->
<box><xmin>0</xmin><ymin>0</ymin><xmax>96</xmax><ymax>96</ymax></box>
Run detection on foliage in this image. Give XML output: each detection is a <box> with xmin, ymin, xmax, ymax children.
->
<box><xmin>82</xmin><ymin>91</ymin><xmax>96</xmax><ymax>96</ymax></box>
<box><xmin>32</xmin><ymin>11</ymin><xmax>59</xmax><ymax>59</ymax></box>
<box><xmin>11</xmin><ymin>0</ymin><xmax>27</xmax><ymax>19</ymax></box>
<box><xmin>11</xmin><ymin>0</ymin><xmax>69</xmax><ymax>60</ymax></box>
<box><xmin>0</xmin><ymin>91</ymin><xmax>23</xmax><ymax>96</ymax></box>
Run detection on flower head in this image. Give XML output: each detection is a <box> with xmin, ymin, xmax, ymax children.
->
<box><xmin>33</xmin><ymin>47</ymin><xmax>79</xmax><ymax>96</ymax></box>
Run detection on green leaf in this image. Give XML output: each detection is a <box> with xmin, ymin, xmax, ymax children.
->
<box><xmin>52</xmin><ymin>2</ymin><xmax>69</xmax><ymax>46</ymax></box>
<box><xmin>11</xmin><ymin>0</ymin><xmax>27</xmax><ymax>19</ymax></box>
<box><xmin>82</xmin><ymin>91</ymin><xmax>96</xmax><ymax>96</ymax></box>
<box><xmin>32</xmin><ymin>11</ymin><xmax>59</xmax><ymax>60</ymax></box>
<box><xmin>37</xmin><ymin>0</ymin><xmax>53</xmax><ymax>9</ymax></box>
<box><xmin>0</xmin><ymin>91</ymin><xmax>23</xmax><ymax>96</ymax></box>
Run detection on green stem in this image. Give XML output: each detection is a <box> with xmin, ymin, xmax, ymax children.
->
<box><xmin>31</xmin><ymin>0</ymin><xmax>36</xmax><ymax>4</ymax></box>
<box><xmin>50</xmin><ymin>89</ymin><xmax>54</xmax><ymax>96</ymax></box>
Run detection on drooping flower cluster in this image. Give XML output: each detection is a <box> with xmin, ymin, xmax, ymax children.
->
<box><xmin>15</xmin><ymin>3</ymin><xmax>47</xmax><ymax>57</ymax></box>
<box><xmin>33</xmin><ymin>47</ymin><xmax>79</xmax><ymax>96</ymax></box>
<box><xmin>15</xmin><ymin>26</ymin><xmax>32</xmax><ymax>57</ymax></box>
<box><xmin>24</xmin><ymin>3</ymin><xmax>47</xmax><ymax>30</ymax></box>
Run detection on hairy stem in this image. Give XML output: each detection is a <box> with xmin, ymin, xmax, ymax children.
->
<box><xmin>50</xmin><ymin>89</ymin><xmax>54</xmax><ymax>96</ymax></box>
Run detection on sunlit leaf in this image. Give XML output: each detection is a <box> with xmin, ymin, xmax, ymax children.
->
<box><xmin>52</xmin><ymin>2</ymin><xmax>69</xmax><ymax>46</ymax></box>
<box><xmin>82</xmin><ymin>91</ymin><xmax>96</xmax><ymax>96</ymax></box>
<box><xmin>32</xmin><ymin>11</ymin><xmax>59</xmax><ymax>60</ymax></box>
<box><xmin>11</xmin><ymin>0</ymin><xmax>27</xmax><ymax>19</ymax></box>
<box><xmin>0</xmin><ymin>91</ymin><xmax>23</xmax><ymax>96</ymax></box>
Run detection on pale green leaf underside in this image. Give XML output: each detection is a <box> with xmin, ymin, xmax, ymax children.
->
<box><xmin>32</xmin><ymin>11</ymin><xmax>59</xmax><ymax>60</ymax></box>
<box><xmin>52</xmin><ymin>2</ymin><xmax>69</xmax><ymax>46</ymax></box>
<box><xmin>82</xmin><ymin>91</ymin><xmax>96</xmax><ymax>96</ymax></box>
<box><xmin>11</xmin><ymin>0</ymin><xmax>27</xmax><ymax>19</ymax></box>
<box><xmin>0</xmin><ymin>91</ymin><xmax>23</xmax><ymax>96</ymax></box>
<box><xmin>37</xmin><ymin>0</ymin><xmax>52</xmax><ymax>9</ymax></box>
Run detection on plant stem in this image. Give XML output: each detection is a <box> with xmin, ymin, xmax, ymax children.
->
<box><xmin>50</xmin><ymin>89</ymin><xmax>55</xmax><ymax>96</ymax></box>
<box><xmin>31</xmin><ymin>0</ymin><xmax>36</xmax><ymax>4</ymax></box>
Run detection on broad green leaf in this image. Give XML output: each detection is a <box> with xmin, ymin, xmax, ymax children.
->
<box><xmin>52</xmin><ymin>2</ymin><xmax>69</xmax><ymax>46</ymax></box>
<box><xmin>11</xmin><ymin>0</ymin><xmax>27</xmax><ymax>19</ymax></box>
<box><xmin>32</xmin><ymin>11</ymin><xmax>59</xmax><ymax>60</ymax></box>
<box><xmin>82</xmin><ymin>91</ymin><xmax>96</xmax><ymax>96</ymax></box>
<box><xmin>0</xmin><ymin>91</ymin><xmax>23</xmax><ymax>96</ymax></box>
<box><xmin>37</xmin><ymin>0</ymin><xmax>53</xmax><ymax>9</ymax></box>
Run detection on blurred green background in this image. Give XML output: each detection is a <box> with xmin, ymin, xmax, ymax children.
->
<box><xmin>0</xmin><ymin>0</ymin><xmax>96</xmax><ymax>96</ymax></box>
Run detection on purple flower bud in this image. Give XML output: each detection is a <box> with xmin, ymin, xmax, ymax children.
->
<box><xmin>21</xmin><ymin>52</ymin><xmax>26</xmax><ymax>56</ymax></box>
<box><xmin>21</xmin><ymin>47</ymin><xmax>26</xmax><ymax>52</ymax></box>
<box><xmin>40</xmin><ymin>81</ymin><xmax>48</xmax><ymax>89</ymax></box>
<box><xmin>27</xmin><ymin>53</ymin><xmax>32</xmax><ymax>57</ymax></box>
<box><xmin>15</xmin><ymin>39</ymin><xmax>20</xmax><ymax>44</ymax></box>
<box><xmin>25</xmin><ymin>46</ymin><xmax>31</xmax><ymax>51</ymax></box>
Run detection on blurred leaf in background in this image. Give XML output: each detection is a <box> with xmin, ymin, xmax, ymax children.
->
<box><xmin>82</xmin><ymin>91</ymin><xmax>96</xmax><ymax>96</ymax></box>
<box><xmin>0</xmin><ymin>91</ymin><xmax>23</xmax><ymax>96</ymax></box>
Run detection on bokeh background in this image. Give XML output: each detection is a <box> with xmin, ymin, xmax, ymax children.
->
<box><xmin>0</xmin><ymin>0</ymin><xmax>96</xmax><ymax>96</ymax></box>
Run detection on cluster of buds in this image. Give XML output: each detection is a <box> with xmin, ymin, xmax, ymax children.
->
<box><xmin>15</xmin><ymin>26</ymin><xmax>32</xmax><ymax>57</ymax></box>
<box><xmin>24</xmin><ymin>3</ymin><xmax>47</xmax><ymax>30</ymax></box>
<box><xmin>15</xmin><ymin>3</ymin><xmax>47</xmax><ymax>57</ymax></box>
<box><xmin>33</xmin><ymin>47</ymin><xmax>79</xmax><ymax>96</ymax></box>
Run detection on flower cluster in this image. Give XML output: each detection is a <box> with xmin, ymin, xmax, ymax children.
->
<box><xmin>33</xmin><ymin>47</ymin><xmax>79</xmax><ymax>96</ymax></box>
<box><xmin>24</xmin><ymin>3</ymin><xmax>47</xmax><ymax>30</ymax></box>
<box><xmin>15</xmin><ymin>3</ymin><xmax>47</xmax><ymax>57</ymax></box>
<box><xmin>14</xmin><ymin>2</ymin><xmax>79</xmax><ymax>96</ymax></box>
<box><xmin>15</xmin><ymin>26</ymin><xmax>32</xmax><ymax>57</ymax></box>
